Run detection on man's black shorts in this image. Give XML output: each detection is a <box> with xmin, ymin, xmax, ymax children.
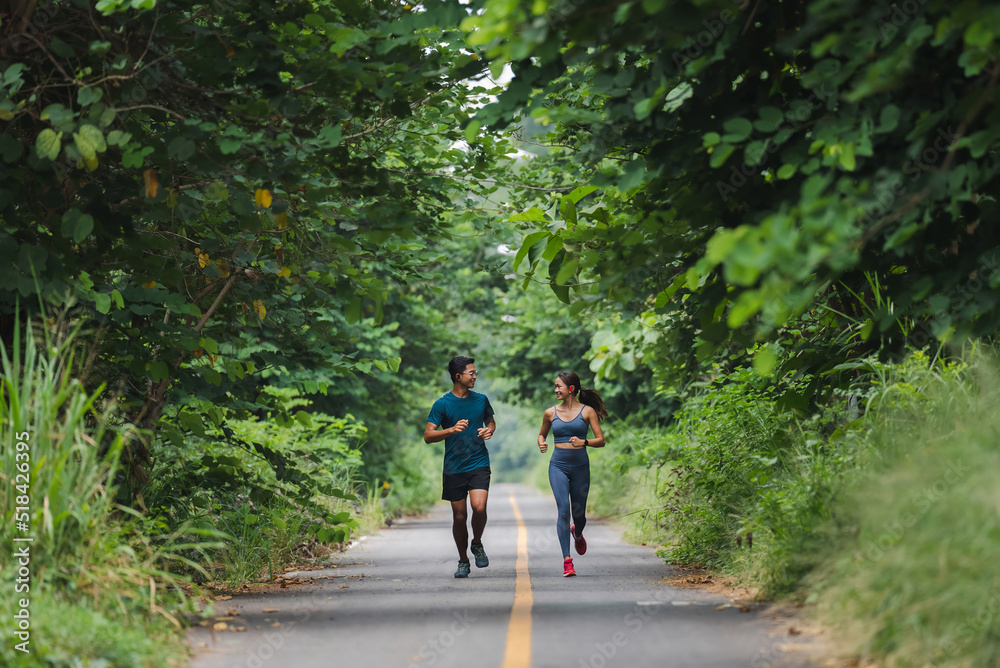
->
<box><xmin>442</xmin><ymin>466</ymin><xmax>491</xmax><ymax>502</ymax></box>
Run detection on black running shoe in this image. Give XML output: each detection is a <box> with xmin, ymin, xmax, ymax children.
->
<box><xmin>471</xmin><ymin>542</ymin><xmax>489</xmax><ymax>568</ymax></box>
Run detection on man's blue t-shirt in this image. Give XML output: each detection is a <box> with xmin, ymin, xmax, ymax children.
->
<box><xmin>427</xmin><ymin>390</ymin><xmax>495</xmax><ymax>475</ymax></box>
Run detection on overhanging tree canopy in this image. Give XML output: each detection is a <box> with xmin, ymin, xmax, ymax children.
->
<box><xmin>466</xmin><ymin>0</ymin><xmax>1000</xmax><ymax>393</ymax></box>
<box><xmin>0</xmin><ymin>0</ymin><xmax>511</xmax><ymax>485</ymax></box>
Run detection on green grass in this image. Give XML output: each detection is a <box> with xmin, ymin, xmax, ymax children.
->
<box><xmin>810</xmin><ymin>349</ymin><xmax>1000</xmax><ymax>668</ymax></box>
<box><xmin>0</xmin><ymin>317</ymin><xmax>206</xmax><ymax>667</ymax></box>
<box><xmin>0</xmin><ymin>583</ymin><xmax>187</xmax><ymax>668</ymax></box>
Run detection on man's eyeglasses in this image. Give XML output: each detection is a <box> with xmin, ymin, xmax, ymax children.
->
<box><xmin>461</xmin><ymin>371</ymin><xmax>479</xmax><ymax>377</ymax></box>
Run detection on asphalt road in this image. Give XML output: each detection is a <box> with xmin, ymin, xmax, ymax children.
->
<box><xmin>187</xmin><ymin>483</ymin><xmax>812</xmax><ymax>668</ymax></box>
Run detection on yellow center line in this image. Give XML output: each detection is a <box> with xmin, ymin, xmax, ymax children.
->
<box><xmin>501</xmin><ymin>490</ymin><xmax>533</xmax><ymax>668</ymax></box>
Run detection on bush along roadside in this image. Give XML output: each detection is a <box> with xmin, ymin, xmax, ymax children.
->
<box><xmin>0</xmin><ymin>319</ymin><xmax>211</xmax><ymax>667</ymax></box>
<box><xmin>809</xmin><ymin>347</ymin><xmax>1000</xmax><ymax>668</ymax></box>
<box><xmin>0</xmin><ymin>318</ymin><xmax>392</xmax><ymax>667</ymax></box>
<box><xmin>611</xmin><ymin>345</ymin><xmax>1000</xmax><ymax>667</ymax></box>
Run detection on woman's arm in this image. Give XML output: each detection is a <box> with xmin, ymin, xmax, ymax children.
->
<box><xmin>537</xmin><ymin>408</ymin><xmax>553</xmax><ymax>453</ymax></box>
<box><xmin>569</xmin><ymin>406</ymin><xmax>605</xmax><ymax>448</ymax></box>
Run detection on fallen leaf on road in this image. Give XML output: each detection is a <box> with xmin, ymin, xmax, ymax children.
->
<box><xmin>213</xmin><ymin>622</ymin><xmax>228</xmax><ymax>631</ymax></box>
<box><xmin>262</xmin><ymin>608</ymin><xmax>280</xmax><ymax>613</ymax></box>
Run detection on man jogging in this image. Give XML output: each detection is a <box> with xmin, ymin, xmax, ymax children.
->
<box><xmin>424</xmin><ymin>356</ymin><xmax>497</xmax><ymax>578</ymax></box>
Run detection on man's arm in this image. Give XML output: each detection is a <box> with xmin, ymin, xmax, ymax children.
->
<box><xmin>424</xmin><ymin>420</ymin><xmax>467</xmax><ymax>444</ymax></box>
<box><xmin>477</xmin><ymin>418</ymin><xmax>496</xmax><ymax>440</ymax></box>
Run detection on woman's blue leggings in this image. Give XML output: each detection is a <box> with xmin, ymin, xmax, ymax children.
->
<box><xmin>548</xmin><ymin>447</ymin><xmax>590</xmax><ymax>558</ymax></box>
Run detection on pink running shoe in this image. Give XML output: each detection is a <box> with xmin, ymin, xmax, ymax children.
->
<box><xmin>571</xmin><ymin>524</ymin><xmax>587</xmax><ymax>556</ymax></box>
<box><xmin>563</xmin><ymin>557</ymin><xmax>576</xmax><ymax>577</ymax></box>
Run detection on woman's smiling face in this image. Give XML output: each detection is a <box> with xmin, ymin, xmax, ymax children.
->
<box><xmin>554</xmin><ymin>377</ymin><xmax>572</xmax><ymax>400</ymax></box>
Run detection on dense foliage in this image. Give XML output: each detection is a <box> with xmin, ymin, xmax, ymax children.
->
<box><xmin>0</xmin><ymin>0</ymin><xmax>514</xmax><ymax>502</ymax></box>
<box><xmin>469</xmin><ymin>0</ymin><xmax>1000</xmax><ymax>400</ymax></box>
<box><xmin>4</xmin><ymin>2</ymin><xmax>1000</xmax><ymax>667</ymax></box>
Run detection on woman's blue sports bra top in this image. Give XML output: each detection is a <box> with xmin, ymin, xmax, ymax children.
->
<box><xmin>551</xmin><ymin>406</ymin><xmax>588</xmax><ymax>442</ymax></box>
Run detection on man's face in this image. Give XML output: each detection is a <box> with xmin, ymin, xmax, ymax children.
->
<box><xmin>457</xmin><ymin>364</ymin><xmax>478</xmax><ymax>388</ymax></box>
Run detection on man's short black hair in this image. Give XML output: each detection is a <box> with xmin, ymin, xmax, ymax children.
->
<box><xmin>449</xmin><ymin>356</ymin><xmax>475</xmax><ymax>382</ymax></box>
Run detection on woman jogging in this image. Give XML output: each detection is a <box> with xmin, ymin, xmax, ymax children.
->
<box><xmin>537</xmin><ymin>371</ymin><xmax>607</xmax><ymax>577</ymax></box>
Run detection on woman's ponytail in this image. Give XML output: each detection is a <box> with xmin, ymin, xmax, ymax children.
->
<box><xmin>557</xmin><ymin>371</ymin><xmax>609</xmax><ymax>420</ymax></box>
<box><xmin>579</xmin><ymin>387</ymin><xmax>608</xmax><ymax>421</ymax></box>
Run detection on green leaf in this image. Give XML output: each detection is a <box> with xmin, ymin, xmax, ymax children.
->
<box><xmin>77</xmin><ymin>87</ymin><xmax>104</xmax><ymax>107</ymax></box>
<box><xmin>304</xmin><ymin>13</ymin><xmax>325</xmax><ymax>28</ymax></box>
<box><xmin>168</xmin><ymin>136</ymin><xmax>196</xmax><ymax>161</ymax></box>
<box><xmin>61</xmin><ymin>210</ymin><xmax>94</xmax><ymax>243</ymax></box>
<box><xmin>201</xmin><ymin>368</ymin><xmax>222</xmax><ymax>386</ymax></box>
<box><xmin>204</xmin><ymin>181</ymin><xmax>229</xmax><ymax>202</ymax></box>
<box><xmin>3</xmin><ymin>64</ymin><xmax>26</xmax><ymax>86</ymax></box>
<box><xmin>964</xmin><ymin>20</ymin><xmax>995</xmax><ymax>49</ymax></box>
<box><xmin>634</xmin><ymin>96</ymin><xmax>659</xmax><ymax>120</ymax></box>
<box><xmin>721</xmin><ymin>118</ymin><xmax>753</xmax><ymax>143</ymax></box>
<box><xmin>509</xmin><ymin>207</ymin><xmax>549</xmax><ymax>223</ymax></box>
<box><xmin>149</xmin><ymin>361</ymin><xmax>169</xmax><ymax>382</ymax></box>
<box><xmin>178</xmin><ymin>411</ymin><xmax>205</xmax><ymax>437</ymax></box>
<box><xmin>36</xmin><ymin>129</ymin><xmax>62</xmax><ymax>161</ymax></box>
<box><xmin>753</xmin><ymin>107</ymin><xmax>784</xmax><ymax>133</ymax></box>
<box><xmin>555</xmin><ymin>257</ymin><xmax>579</xmax><ymax>285</ymax></box>
<box><xmin>73</xmin><ymin>124</ymin><xmax>106</xmax><ymax>160</ymax></box>
<box><xmin>837</xmin><ymin>143</ymin><xmax>856</xmax><ymax>171</ymax></box>
<box><xmin>199</xmin><ymin>337</ymin><xmax>219</xmax><ymax>354</ymax></box>
<box><xmin>106</xmin><ymin>130</ymin><xmax>132</xmax><ymax>147</ymax></box>
<box><xmin>559</xmin><ymin>197</ymin><xmax>578</xmax><ymax>226</ymax></box>
<box><xmin>752</xmin><ymin>344</ymin><xmax>778</xmax><ymax>376</ymax></box>
<box><xmin>618</xmin><ymin>158</ymin><xmax>646</xmax><ymax>191</ymax></box>
<box><xmin>512</xmin><ymin>231</ymin><xmax>548</xmax><ymax>271</ymax></box>
<box><xmin>709</xmin><ymin>143</ymin><xmax>735</xmax><ymax>168</ymax></box>
<box><xmin>861</xmin><ymin>318</ymin><xmax>874</xmax><ymax>340</ymax></box>
<box><xmin>345</xmin><ymin>297</ymin><xmax>362</xmax><ymax>323</ymax></box>
<box><xmin>94</xmin><ymin>292</ymin><xmax>111</xmax><ymax>314</ymax></box>
<box><xmin>40</xmin><ymin>103</ymin><xmax>73</xmax><ymax>126</ymax></box>
<box><xmin>564</xmin><ymin>185</ymin><xmax>598</xmax><ymax>204</ymax></box>
<box><xmin>541</xmin><ymin>234</ymin><xmax>564</xmax><ymax>261</ymax></box>
<box><xmin>776</xmin><ymin>164</ymin><xmax>797</xmax><ymax>180</ymax></box>
<box><xmin>876</xmin><ymin>106</ymin><xmax>900</xmax><ymax>133</ymax></box>
<box><xmin>464</xmin><ymin>120</ymin><xmax>481</xmax><ymax>144</ymax></box>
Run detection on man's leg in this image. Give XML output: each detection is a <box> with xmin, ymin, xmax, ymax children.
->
<box><xmin>468</xmin><ymin>489</ymin><xmax>489</xmax><ymax>543</ymax></box>
<box><xmin>451</xmin><ymin>497</ymin><xmax>470</xmax><ymax>563</ymax></box>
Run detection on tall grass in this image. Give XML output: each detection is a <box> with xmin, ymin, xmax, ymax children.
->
<box><xmin>811</xmin><ymin>348</ymin><xmax>1000</xmax><ymax>668</ymax></box>
<box><xmin>0</xmin><ymin>318</ymin><xmax>212</xmax><ymax>667</ymax></box>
